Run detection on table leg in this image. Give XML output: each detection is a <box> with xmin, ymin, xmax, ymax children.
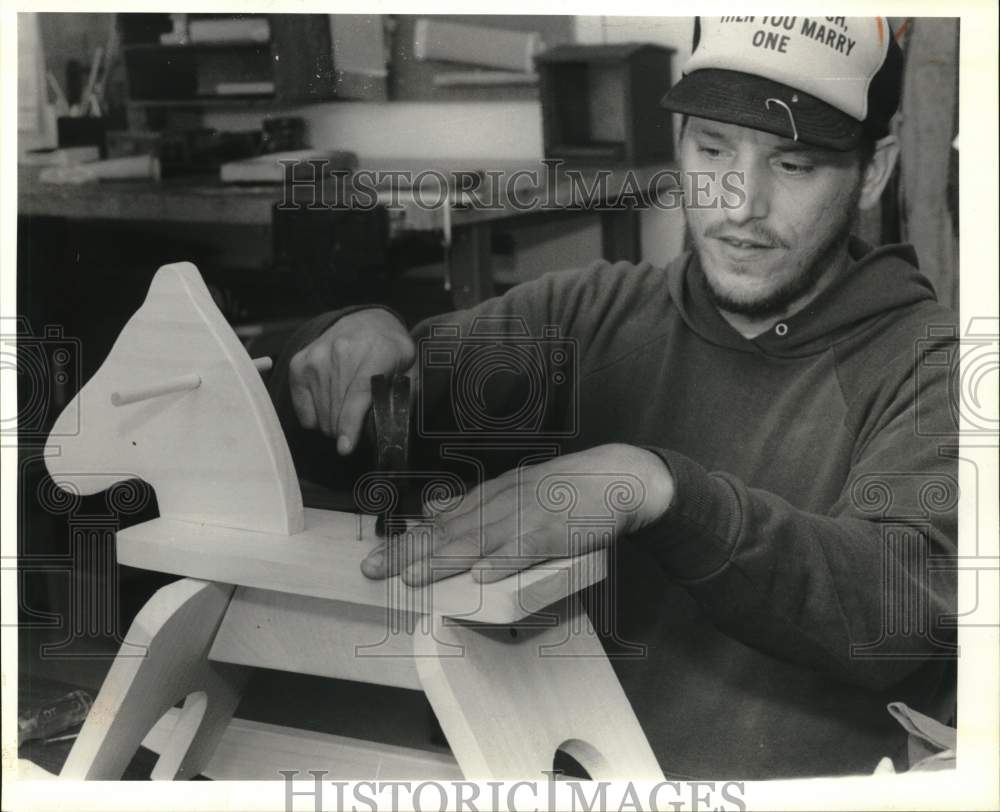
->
<box><xmin>449</xmin><ymin>222</ymin><xmax>494</xmax><ymax>309</ymax></box>
<box><xmin>600</xmin><ymin>206</ymin><xmax>642</xmax><ymax>264</ymax></box>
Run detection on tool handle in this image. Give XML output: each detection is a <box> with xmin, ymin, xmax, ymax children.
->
<box><xmin>18</xmin><ymin>690</ymin><xmax>93</xmax><ymax>746</ymax></box>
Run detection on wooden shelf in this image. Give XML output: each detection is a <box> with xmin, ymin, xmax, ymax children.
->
<box><xmin>123</xmin><ymin>41</ymin><xmax>271</xmax><ymax>53</ymax></box>
<box><xmin>119</xmin><ymin>13</ymin><xmax>387</xmax><ymax>108</ymax></box>
<box><xmin>127</xmin><ymin>96</ymin><xmax>276</xmax><ymax>108</ymax></box>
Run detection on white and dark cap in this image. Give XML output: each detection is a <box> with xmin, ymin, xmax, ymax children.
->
<box><xmin>661</xmin><ymin>17</ymin><xmax>903</xmax><ymax>151</ymax></box>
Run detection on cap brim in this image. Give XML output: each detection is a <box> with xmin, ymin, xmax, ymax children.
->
<box><xmin>661</xmin><ymin>69</ymin><xmax>864</xmax><ymax>151</ymax></box>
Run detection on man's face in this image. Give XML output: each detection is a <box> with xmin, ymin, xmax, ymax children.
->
<box><xmin>679</xmin><ymin>116</ymin><xmax>865</xmax><ymax>319</ymax></box>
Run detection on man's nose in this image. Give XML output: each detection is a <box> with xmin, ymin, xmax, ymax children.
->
<box><xmin>725</xmin><ymin>162</ymin><xmax>771</xmax><ymax>225</ymax></box>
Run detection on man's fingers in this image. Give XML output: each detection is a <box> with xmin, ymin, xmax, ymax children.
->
<box><xmin>401</xmin><ymin>534</ymin><xmax>485</xmax><ymax>587</ymax></box>
<box><xmin>328</xmin><ymin>340</ymin><xmax>368</xmax><ymax>451</ymax></box>
<box><xmin>289</xmin><ymin>311</ymin><xmax>415</xmax><ymax>439</ymax></box>
<box><xmin>361</xmin><ymin>521</ymin><xmax>451</xmax><ymax>580</ymax></box>
<box><xmin>336</xmin><ymin>365</ymin><xmax>412</xmax><ymax>456</ymax></box>
<box><xmin>288</xmin><ymin>351</ymin><xmax>319</xmax><ymax>429</ymax></box>
<box><xmin>360</xmin><ymin>537</ymin><xmax>419</xmax><ymax>580</ymax></box>
<box><xmin>425</xmin><ymin>470</ymin><xmax>517</xmax><ymax>529</ymax></box>
<box><xmin>336</xmin><ymin>384</ymin><xmax>372</xmax><ymax>455</ymax></box>
<box><xmin>362</xmin><ymin>517</ymin><xmax>557</xmax><ymax>587</ymax></box>
<box><xmin>360</xmin><ymin>543</ymin><xmax>387</xmax><ymax>580</ymax></box>
<box><xmin>400</xmin><ymin>514</ymin><xmax>519</xmax><ymax>586</ymax></box>
<box><xmin>289</xmin><ymin>380</ymin><xmax>318</xmax><ymax>430</ymax></box>
<box><xmin>472</xmin><ymin>528</ymin><xmax>579</xmax><ymax>583</ymax></box>
<box><xmin>472</xmin><ymin>545</ymin><xmax>547</xmax><ymax>583</ymax></box>
<box><xmin>434</xmin><ymin>484</ymin><xmax>522</xmax><ymax>544</ymax></box>
<box><xmin>337</xmin><ymin>361</ymin><xmax>414</xmax><ymax>456</ymax></box>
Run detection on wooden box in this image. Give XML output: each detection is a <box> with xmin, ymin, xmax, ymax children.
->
<box><xmin>536</xmin><ymin>43</ymin><xmax>675</xmax><ymax>166</ymax></box>
<box><xmin>118</xmin><ymin>13</ymin><xmax>387</xmax><ymax>107</ymax></box>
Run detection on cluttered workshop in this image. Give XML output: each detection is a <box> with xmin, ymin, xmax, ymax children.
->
<box><xmin>12</xmin><ymin>11</ymin><xmax>972</xmax><ymax>799</ymax></box>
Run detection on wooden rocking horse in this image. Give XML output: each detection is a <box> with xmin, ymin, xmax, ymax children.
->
<box><xmin>43</xmin><ymin>262</ymin><xmax>662</xmax><ymax>781</ymax></box>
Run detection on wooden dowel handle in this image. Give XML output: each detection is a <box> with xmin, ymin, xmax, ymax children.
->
<box><xmin>111</xmin><ymin>373</ymin><xmax>202</xmax><ymax>407</ymax></box>
<box><xmin>111</xmin><ymin>358</ymin><xmax>267</xmax><ymax>407</ymax></box>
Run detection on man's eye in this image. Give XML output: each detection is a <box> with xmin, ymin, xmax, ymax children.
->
<box><xmin>776</xmin><ymin>160</ymin><xmax>813</xmax><ymax>175</ymax></box>
<box><xmin>698</xmin><ymin>146</ymin><xmax>725</xmax><ymax>159</ymax></box>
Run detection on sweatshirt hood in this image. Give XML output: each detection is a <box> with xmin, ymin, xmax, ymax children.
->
<box><xmin>666</xmin><ymin>237</ymin><xmax>937</xmax><ymax>357</ymax></box>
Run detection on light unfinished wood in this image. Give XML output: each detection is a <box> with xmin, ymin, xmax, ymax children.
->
<box><xmin>210</xmin><ymin>588</ymin><xmax>423</xmax><ymax>689</ymax></box>
<box><xmin>415</xmin><ymin>596</ymin><xmax>663</xmax><ymax>780</ymax></box>
<box><xmin>42</xmin><ymin>261</ymin><xmax>657</xmax><ymax>782</ymax></box>
<box><xmin>117</xmin><ymin>509</ymin><xmax>608</xmax><ymax>624</ymax></box>
<box><xmin>45</xmin><ymin>261</ymin><xmax>303</xmax><ymax>535</ymax></box>
<box><xmin>61</xmin><ymin>578</ymin><xmax>250</xmax><ymax>780</ymax></box>
<box><xmin>111</xmin><ymin>372</ymin><xmax>202</xmax><ymax>407</ymax></box>
<box><xmin>142</xmin><ymin>708</ymin><xmax>463</xmax><ymax>780</ymax></box>
<box><xmin>110</xmin><ymin>359</ymin><xmax>270</xmax><ymax>406</ymax></box>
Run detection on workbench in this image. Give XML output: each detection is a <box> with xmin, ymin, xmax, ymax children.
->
<box><xmin>18</xmin><ymin>162</ymin><xmax>674</xmax><ymax>309</ymax></box>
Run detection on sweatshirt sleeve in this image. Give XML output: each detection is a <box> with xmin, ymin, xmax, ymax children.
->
<box><xmin>267</xmin><ymin>264</ymin><xmax>613</xmax><ymax>486</ymax></box>
<box><xmin>629</xmin><ymin>331</ymin><xmax>959</xmax><ymax>691</ymax></box>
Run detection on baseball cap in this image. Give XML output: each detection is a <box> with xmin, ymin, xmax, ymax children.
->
<box><xmin>661</xmin><ymin>17</ymin><xmax>903</xmax><ymax>151</ymax></box>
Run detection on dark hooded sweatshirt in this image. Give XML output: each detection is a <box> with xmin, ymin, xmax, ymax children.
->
<box><xmin>270</xmin><ymin>237</ymin><xmax>959</xmax><ymax>780</ymax></box>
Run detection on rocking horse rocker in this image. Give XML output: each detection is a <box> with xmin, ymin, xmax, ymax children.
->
<box><xmin>44</xmin><ymin>262</ymin><xmax>663</xmax><ymax>781</ymax></box>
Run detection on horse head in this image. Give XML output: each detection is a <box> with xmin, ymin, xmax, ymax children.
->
<box><xmin>44</xmin><ymin>262</ymin><xmax>303</xmax><ymax>535</ymax></box>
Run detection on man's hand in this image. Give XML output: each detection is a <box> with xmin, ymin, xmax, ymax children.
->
<box><xmin>289</xmin><ymin>309</ymin><xmax>415</xmax><ymax>454</ymax></box>
<box><xmin>361</xmin><ymin>444</ymin><xmax>675</xmax><ymax>585</ymax></box>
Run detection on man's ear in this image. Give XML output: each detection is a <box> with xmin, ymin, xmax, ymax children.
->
<box><xmin>858</xmin><ymin>135</ymin><xmax>900</xmax><ymax>211</ymax></box>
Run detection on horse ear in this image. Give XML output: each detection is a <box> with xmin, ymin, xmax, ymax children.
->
<box><xmin>45</xmin><ymin>262</ymin><xmax>303</xmax><ymax>535</ymax></box>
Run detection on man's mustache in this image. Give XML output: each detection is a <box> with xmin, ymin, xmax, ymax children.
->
<box><xmin>703</xmin><ymin>223</ymin><xmax>789</xmax><ymax>250</ymax></box>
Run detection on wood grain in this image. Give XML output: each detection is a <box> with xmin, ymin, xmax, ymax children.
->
<box><xmin>61</xmin><ymin>578</ymin><xmax>250</xmax><ymax>779</ymax></box>
<box><xmin>415</xmin><ymin>595</ymin><xmax>663</xmax><ymax>780</ymax></box>
<box><xmin>210</xmin><ymin>587</ymin><xmax>423</xmax><ymax>689</ymax></box>
<box><xmin>142</xmin><ymin>709</ymin><xmax>462</xmax><ymax>780</ymax></box>
<box><xmin>45</xmin><ymin>262</ymin><xmax>304</xmax><ymax>535</ymax></box>
<box><xmin>39</xmin><ymin>259</ymin><xmax>654</xmax><ymax>783</ymax></box>
<box><xmin>117</xmin><ymin>509</ymin><xmax>607</xmax><ymax>624</ymax></box>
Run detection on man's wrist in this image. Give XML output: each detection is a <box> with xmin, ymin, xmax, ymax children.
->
<box><xmin>613</xmin><ymin>444</ymin><xmax>675</xmax><ymax>532</ymax></box>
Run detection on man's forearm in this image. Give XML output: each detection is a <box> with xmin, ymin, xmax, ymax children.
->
<box><xmin>630</xmin><ymin>446</ymin><xmax>957</xmax><ymax>691</ymax></box>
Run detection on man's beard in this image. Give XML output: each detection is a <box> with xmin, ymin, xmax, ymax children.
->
<box><xmin>692</xmin><ymin>196</ymin><xmax>860</xmax><ymax>321</ymax></box>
